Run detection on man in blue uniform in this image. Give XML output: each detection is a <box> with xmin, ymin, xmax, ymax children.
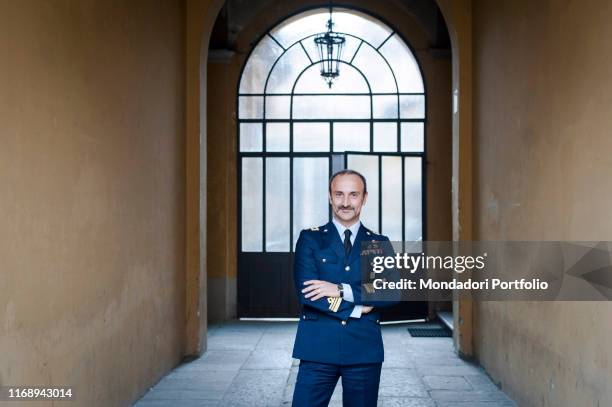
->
<box><xmin>291</xmin><ymin>169</ymin><xmax>398</xmax><ymax>407</ymax></box>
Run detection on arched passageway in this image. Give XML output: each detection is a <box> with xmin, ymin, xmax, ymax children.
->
<box><xmin>202</xmin><ymin>0</ymin><xmax>456</xmax><ymax>338</ymax></box>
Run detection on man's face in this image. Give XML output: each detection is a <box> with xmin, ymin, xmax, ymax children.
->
<box><xmin>329</xmin><ymin>174</ymin><xmax>368</xmax><ymax>226</ymax></box>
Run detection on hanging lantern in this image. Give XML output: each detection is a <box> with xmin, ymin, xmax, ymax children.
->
<box><xmin>314</xmin><ymin>10</ymin><xmax>345</xmax><ymax>88</ymax></box>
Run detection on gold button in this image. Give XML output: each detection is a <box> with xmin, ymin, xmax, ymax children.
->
<box><xmin>322</xmin><ymin>258</ymin><xmax>327</xmax><ymax>263</ymax></box>
<box><xmin>344</xmin><ymin>266</ymin><xmax>350</xmax><ymax>271</ymax></box>
<box><xmin>341</xmin><ymin>320</ymin><xmax>347</xmax><ymax>326</ymax></box>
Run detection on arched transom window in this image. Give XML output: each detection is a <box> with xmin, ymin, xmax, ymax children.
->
<box><xmin>238</xmin><ymin>8</ymin><xmax>425</xmax><ymax>253</ymax></box>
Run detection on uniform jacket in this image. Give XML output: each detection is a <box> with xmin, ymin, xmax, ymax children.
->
<box><xmin>291</xmin><ymin>220</ymin><xmax>399</xmax><ymax>365</ymax></box>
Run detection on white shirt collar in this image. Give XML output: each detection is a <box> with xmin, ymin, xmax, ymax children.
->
<box><xmin>331</xmin><ymin>217</ymin><xmax>361</xmax><ymax>244</ymax></box>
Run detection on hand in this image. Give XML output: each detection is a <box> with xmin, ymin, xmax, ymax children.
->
<box><xmin>362</xmin><ymin>306</ymin><xmax>374</xmax><ymax>314</ymax></box>
<box><xmin>302</xmin><ymin>280</ymin><xmax>340</xmax><ymax>301</ymax></box>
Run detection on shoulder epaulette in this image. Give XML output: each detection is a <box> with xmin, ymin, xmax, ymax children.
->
<box><xmin>304</xmin><ymin>225</ymin><xmax>327</xmax><ymax>232</ymax></box>
<box><xmin>364</xmin><ymin>227</ymin><xmax>376</xmax><ymax>236</ymax></box>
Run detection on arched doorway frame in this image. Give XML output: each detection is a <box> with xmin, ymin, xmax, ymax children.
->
<box><xmin>185</xmin><ymin>0</ymin><xmax>226</xmax><ymax>356</ymax></box>
<box><xmin>188</xmin><ymin>0</ymin><xmax>474</xmax><ymax>357</ymax></box>
<box><xmin>435</xmin><ymin>0</ymin><xmax>475</xmax><ymax>358</ymax></box>
<box><xmin>235</xmin><ymin>5</ymin><xmax>429</xmax><ymax>319</ymax></box>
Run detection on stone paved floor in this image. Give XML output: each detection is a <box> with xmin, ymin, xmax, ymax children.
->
<box><xmin>133</xmin><ymin>321</ymin><xmax>516</xmax><ymax>407</ymax></box>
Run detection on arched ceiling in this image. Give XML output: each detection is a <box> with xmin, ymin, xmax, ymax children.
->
<box><xmin>209</xmin><ymin>0</ymin><xmax>450</xmax><ymax>53</ymax></box>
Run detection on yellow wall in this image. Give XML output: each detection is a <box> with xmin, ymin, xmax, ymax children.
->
<box><xmin>0</xmin><ymin>1</ymin><xmax>187</xmax><ymax>405</ymax></box>
<box><xmin>472</xmin><ymin>0</ymin><xmax>612</xmax><ymax>405</ymax></box>
<box><xmin>185</xmin><ymin>0</ymin><xmax>225</xmax><ymax>356</ymax></box>
<box><xmin>207</xmin><ymin>53</ymin><xmax>239</xmax><ymax>321</ymax></box>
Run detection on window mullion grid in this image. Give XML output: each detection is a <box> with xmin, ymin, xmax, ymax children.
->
<box><xmin>262</xmin><ymin>153</ymin><xmax>266</xmax><ymax>252</ymax></box>
<box><xmin>262</xmin><ymin>86</ymin><xmax>267</xmax><ymax>252</ymax></box>
<box><xmin>370</xmin><ymin>92</ymin><xmax>374</xmax><ymax>153</ymax></box>
<box><xmin>238</xmin><ymin>25</ymin><xmax>426</xmax><ymax>254</ymax></box>
<box><xmin>329</xmin><ymin>121</ymin><xmax>333</xmax><ymax>153</ymax></box>
<box><xmin>328</xmin><ymin>155</ymin><xmax>332</xmax><ymax>222</ymax></box>
<box><xmin>289</xmin><ymin>87</ymin><xmax>294</xmax><ymax>251</ymax></box>
<box><xmin>378</xmin><ymin>155</ymin><xmax>382</xmax><ymax>234</ymax></box>
<box><xmin>289</xmin><ymin>153</ymin><xmax>294</xmax><ymax>252</ymax></box>
<box><xmin>401</xmin><ymin>155</ymin><xmax>405</xmax><ymax>252</ymax></box>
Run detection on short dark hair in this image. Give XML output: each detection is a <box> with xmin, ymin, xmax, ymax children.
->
<box><xmin>328</xmin><ymin>169</ymin><xmax>368</xmax><ymax>194</ymax></box>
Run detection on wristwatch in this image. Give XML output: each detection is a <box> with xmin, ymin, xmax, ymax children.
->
<box><xmin>337</xmin><ymin>284</ymin><xmax>344</xmax><ymax>298</ymax></box>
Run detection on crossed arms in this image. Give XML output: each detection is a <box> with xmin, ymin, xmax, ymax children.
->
<box><xmin>294</xmin><ymin>230</ymin><xmax>400</xmax><ymax>320</ymax></box>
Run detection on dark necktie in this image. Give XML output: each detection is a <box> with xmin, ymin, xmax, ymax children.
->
<box><xmin>343</xmin><ymin>229</ymin><xmax>352</xmax><ymax>256</ymax></box>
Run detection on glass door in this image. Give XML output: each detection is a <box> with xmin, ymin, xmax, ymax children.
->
<box><xmin>346</xmin><ymin>152</ymin><xmax>427</xmax><ymax>321</ymax></box>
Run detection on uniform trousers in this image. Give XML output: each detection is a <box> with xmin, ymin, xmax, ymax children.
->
<box><xmin>292</xmin><ymin>360</ymin><xmax>382</xmax><ymax>407</ymax></box>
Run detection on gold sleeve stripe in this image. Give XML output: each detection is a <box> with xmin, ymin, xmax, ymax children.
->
<box><xmin>327</xmin><ymin>297</ymin><xmax>342</xmax><ymax>312</ymax></box>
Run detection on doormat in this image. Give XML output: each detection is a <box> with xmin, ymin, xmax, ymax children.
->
<box><xmin>407</xmin><ymin>324</ymin><xmax>452</xmax><ymax>337</ymax></box>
